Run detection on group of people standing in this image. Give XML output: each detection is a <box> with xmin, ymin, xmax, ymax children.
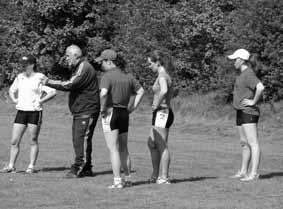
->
<box><xmin>1</xmin><ymin>45</ymin><xmax>264</xmax><ymax>188</ymax></box>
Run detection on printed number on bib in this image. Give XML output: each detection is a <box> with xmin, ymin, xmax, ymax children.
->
<box><xmin>155</xmin><ymin>109</ymin><xmax>169</xmax><ymax>128</ymax></box>
<box><xmin>102</xmin><ymin>108</ymin><xmax>113</xmax><ymax>132</ymax></box>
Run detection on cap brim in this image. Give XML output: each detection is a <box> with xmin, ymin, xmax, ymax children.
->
<box><xmin>227</xmin><ymin>54</ymin><xmax>237</xmax><ymax>60</ymax></box>
<box><xmin>94</xmin><ymin>57</ymin><xmax>103</xmax><ymax>62</ymax></box>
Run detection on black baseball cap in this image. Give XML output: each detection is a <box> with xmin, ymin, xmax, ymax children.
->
<box><xmin>20</xmin><ymin>55</ymin><xmax>36</xmax><ymax>65</ymax></box>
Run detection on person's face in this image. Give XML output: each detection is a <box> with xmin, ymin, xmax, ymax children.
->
<box><xmin>24</xmin><ymin>63</ymin><xmax>34</xmax><ymax>72</ymax></box>
<box><xmin>65</xmin><ymin>49</ymin><xmax>79</xmax><ymax>68</ymax></box>
<box><xmin>100</xmin><ymin>60</ymin><xmax>112</xmax><ymax>71</ymax></box>
<box><xmin>234</xmin><ymin>58</ymin><xmax>244</xmax><ymax>70</ymax></box>
<box><xmin>147</xmin><ymin>57</ymin><xmax>159</xmax><ymax>73</ymax></box>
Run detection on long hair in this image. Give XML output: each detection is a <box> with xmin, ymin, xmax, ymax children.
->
<box><xmin>244</xmin><ymin>53</ymin><xmax>261</xmax><ymax>75</ymax></box>
<box><xmin>112</xmin><ymin>54</ymin><xmax>126</xmax><ymax>72</ymax></box>
<box><xmin>148</xmin><ymin>50</ymin><xmax>175</xmax><ymax>76</ymax></box>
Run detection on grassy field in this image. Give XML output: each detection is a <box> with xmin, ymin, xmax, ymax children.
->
<box><xmin>1</xmin><ymin>92</ymin><xmax>283</xmax><ymax>209</ymax></box>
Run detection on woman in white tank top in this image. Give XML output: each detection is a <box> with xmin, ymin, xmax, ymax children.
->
<box><xmin>1</xmin><ymin>55</ymin><xmax>56</xmax><ymax>174</ymax></box>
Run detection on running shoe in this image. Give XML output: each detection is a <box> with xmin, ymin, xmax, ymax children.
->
<box><xmin>229</xmin><ymin>171</ymin><xmax>247</xmax><ymax>179</ymax></box>
<box><xmin>108</xmin><ymin>182</ymin><xmax>123</xmax><ymax>189</ymax></box>
<box><xmin>25</xmin><ymin>167</ymin><xmax>35</xmax><ymax>174</ymax></box>
<box><xmin>240</xmin><ymin>173</ymin><xmax>260</xmax><ymax>182</ymax></box>
<box><xmin>156</xmin><ymin>177</ymin><xmax>171</xmax><ymax>184</ymax></box>
<box><xmin>1</xmin><ymin>165</ymin><xmax>16</xmax><ymax>173</ymax></box>
<box><xmin>148</xmin><ymin>176</ymin><xmax>158</xmax><ymax>184</ymax></box>
<box><xmin>64</xmin><ymin>167</ymin><xmax>78</xmax><ymax>178</ymax></box>
<box><xmin>124</xmin><ymin>175</ymin><xmax>132</xmax><ymax>187</ymax></box>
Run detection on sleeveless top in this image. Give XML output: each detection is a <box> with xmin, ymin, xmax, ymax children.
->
<box><xmin>152</xmin><ymin>71</ymin><xmax>173</xmax><ymax>108</ymax></box>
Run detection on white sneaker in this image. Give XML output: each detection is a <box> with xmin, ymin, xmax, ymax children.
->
<box><xmin>25</xmin><ymin>166</ymin><xmax>35</xmax><ymax>174</ymax></box>
<box><xmin>156</xmin><ymin>177</ymin><xmax>171</xmax><ymax>184</ymax></box>
<box><xmin>240</xmin><ymin>173</ymin><xmax>260</xmax><ymax>181</ymax></box>
<box><xmin>108</xmin><ymin>177</ymin><xmax>123</xmax><ymax>189</ymax></box>
<box><xmin>108</xmin><ymin>182</ymin><xmax>123</xmax><ymax>189</ymax></box>
<box><xmin>230</xmin><ymin>171</ymin><xmax>247</xmax><ymax>179</ymax></box>
<box><xmin>1</xmin><ymin>165</ymin><xmax>16</xmax><ymax>173</ymax></box>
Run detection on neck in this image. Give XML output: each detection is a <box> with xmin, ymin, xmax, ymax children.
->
<box><xmin>240</xmin><ymin>65</ymin><xmax>248</xmax><ymax>72</ymax></box>
<box><xmin>158</xmin><ymin>66</ymin><xmax>166</xmax><ymax>74</ymax></box>
<box><xmin>25</xmin><ymin>70</ymin><xmax>34</xmax><ymax>77</ymax></box>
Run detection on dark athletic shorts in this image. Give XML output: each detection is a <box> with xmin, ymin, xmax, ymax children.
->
<box><xmin>152</xmin><ymin>107</ymin><xmax>174</xmax><ymax>128</ymax></box>
<box><xmin>102</xmin><ymin>107</ymin><xmax>129</xmax><ymax>134</ymax></box>
<box><xmin>14</xmin><ymin>110</ymin><xmax>42</xmax><ymax>125</ymax></box>
<box><xmin>236</xmin><ymin>110</ymin><xmax>259</xmax><ymax>126</ymax></box>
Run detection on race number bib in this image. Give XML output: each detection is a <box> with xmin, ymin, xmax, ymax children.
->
<box><xmin>155</xmin><ymin>109</ymin><xmax>169</xmax><ymax>128</ymax></box>
<box><xmin>102</xmin><ymin>108</ymin><xmax>113</xmax><ymax>132</ymax></box>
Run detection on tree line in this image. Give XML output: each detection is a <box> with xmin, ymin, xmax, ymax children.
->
<box><xmin>0</xmin><ymin>0</ymin><xmax>282</xmax><ymax>101</ymax></box>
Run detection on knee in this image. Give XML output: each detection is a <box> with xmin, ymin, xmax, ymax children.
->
<box><xmin>29</xmin><ymin>136</ymin><xmax>38</xmax><ymax>146</ymax></box>
<box><xmin>240</xmin><ymin>140</ymin><xmax>248</xmax><ymax>148</ymax></box>
<box><xmin>119</xmin><ymin>145</ymin><xmax>128</xmax><ymax>153</ymax></box>
<box><xmin>11</xmin><ymin>138</ymin><xmax>20</xmax><ymax>147</ymax></box>
<box><xmin>147</xmin><ymin>137</ymin><xmax>156</xmax><ymax>149</ymax></box>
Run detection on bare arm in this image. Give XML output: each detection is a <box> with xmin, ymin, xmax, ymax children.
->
<box><xmin>242</xmin><ymin>82</ymin><xmax>265</xmax><ymax>106</ymax></box>
<box><xmin>9</xmin><ymin>88</ymin><xmax>18</xmax><ymax>104</ymax></box>
<box><xmin>128</xmin><ymin>87</ymin><xmax>145</xmax><ymax>113</ymax></box>
<box><xmin>39</xmin><ymin>88</ymin><xmax>56</xmax><ymax>104</ymax></box>
<box><xmin>100</xmin><ymin>88</ymin><xmax>108</xmax><ymax>117</ymax></box>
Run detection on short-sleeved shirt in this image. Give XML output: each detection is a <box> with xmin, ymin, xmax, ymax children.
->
<box><xmin>100</xmin><ymin>68</ymin><xmax>141</xmax><ymax>109</ymax></box>
<box><xmin>233</xmin><ymin>68</ymin><xmax>261</xmax><ymax>115</ymax></box>
<box><xmin>10</xmin><ymin>72</ymin><xmax>56</xmax><ymax>111</ymax></box>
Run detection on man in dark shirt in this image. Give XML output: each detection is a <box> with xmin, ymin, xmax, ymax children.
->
<box><xmin>42</xmin><ymin>45</ymin><xmax>100</xmax><ymax>178</ymax></box>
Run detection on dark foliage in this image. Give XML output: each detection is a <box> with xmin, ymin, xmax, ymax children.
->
<box><xmin>0</xmin><ymin>0</ymin><xmax>282</xmax><ymax>101</ymax></box>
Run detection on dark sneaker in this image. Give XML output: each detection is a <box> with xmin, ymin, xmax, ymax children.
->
<box><xmin>64</xmin><ymin>166</ymin><xmax>78</xmax><ymax>178</ymax></box>
<box><xmin>65</xmin><ymin>170</ymin><xmax>78</xmax><ymax>178</ymax></box>
<box><xmin>78</xmin><ymin>169</ymin><xmax>94</xmax><ymax>177</ymax></box>
<box><xmin>148</xmin><ymin>176</ymin><xmax>158</xmax><ymax>184</ymax></box>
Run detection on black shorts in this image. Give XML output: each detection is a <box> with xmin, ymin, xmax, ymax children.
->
<box><xmin>14</xmin><ymin>110</ymin><xmax>43</xmax><ymax>125</ymax></box>
<box><xmin>236</xmin><ymin>110</ymin><xmax>259</xmax><ymax>126</ymax></box>
<box><xmin>102</xmin><ymin>107</ymin><xmax>129</xmax><ymax>134</ymax></box>
<box><xmin>152</xmin><ymin>108</ymin><xmax>174</xmax><ymax>128</ymax></box>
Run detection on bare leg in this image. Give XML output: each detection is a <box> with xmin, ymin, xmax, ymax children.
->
<box><xmin>8</xmin><ymin>123</ymin><xmax>26</xmax><ymax>168</ymax></box>
<box><xmin>237</xmin><ymin>126</ymin><xmax>250</xmax><ymax>175</ymax></box>
<box><xmin>118</xmin><ymin>132</ymin><xmax>131</xmax><ymax>176</ymax></box>
<box><xmin>153</xmin><ymin>127</ymin><xmax>170</xmax><ymax>179</ymax></box>
<box><xmin>27</xmin><ymin>123</ymin><xmax>41</xmax><ymax>168</ymax></box>
<box><xmin>104</xmin><ymin>129</ymin><xmax>121</xmax><ymax>178</ymax></box>
<box><xmin>148</xmin><ymin>127</ymin><xmax>161</xmax><ymax>179</ymax></box>
<box><xmin>242</xmin><ymin>123</ymin><xmax>261</xmax><ymax>175</ymax></box>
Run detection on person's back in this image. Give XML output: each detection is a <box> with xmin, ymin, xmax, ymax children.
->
<box><xmin>101</xmin><ymin>68</ymin><xmax>138</xmax><ymax>109</ymax></box>
<box><xmin>68</xmin><ymin>60</ymin><xmax>100</xmax><ymax>116</ymax></box>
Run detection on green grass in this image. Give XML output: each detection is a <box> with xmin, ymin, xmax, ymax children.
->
<box><xmin>1</xmin><ymin>92</ymin><xmax>283</xmax><ymax>209</ymax></box>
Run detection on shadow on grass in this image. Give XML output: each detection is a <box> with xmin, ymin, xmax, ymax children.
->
<box><xmin>260</xmin><ymin>172</ymin><xmax>283</xmax><ymax>179</ymax></box>
<box><xmin>94</xmin><ymin>169</ymin><xmax>136</xmax><ymax>176</ymax></box>
<box><xmin>132</xmin><ymin>176</ymin><xmax>217</xmax><ymax>187</ymax></box>
<box><xmin>171</xmin><ymin>176</ymin><xmax>217</xmax><ymax>183</ymax></box>
<box><xmin>40</xmin><ymin>167</ymin><xmax>70</xmax><ymax>172</ymax></box>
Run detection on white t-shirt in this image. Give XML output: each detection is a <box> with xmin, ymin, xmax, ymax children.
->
<box><xmin>10</xmin><ymin>72</ymin><xmax>56</xmax><ymax>111</ymax></box>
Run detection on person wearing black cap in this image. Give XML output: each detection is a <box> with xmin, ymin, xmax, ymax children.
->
<box><xmin>96</xmin><ymin>49</ymin><xmax>144</xmax><ymax>188</ymax></box>
<box><xmin>42</xmin><ymin>45</ymin><xmax>100</xmax><ymax>178</ymax></box>
<box><xmin>1</xmin><ymin>55</ymin><xmax>56</xmax><ymax>174</ymax></box>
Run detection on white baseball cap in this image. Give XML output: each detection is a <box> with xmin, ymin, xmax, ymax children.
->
<box><xmin>227</xmin><ymin>49</ymin><xmax>250</xmax><ymax>60</ymax></box>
